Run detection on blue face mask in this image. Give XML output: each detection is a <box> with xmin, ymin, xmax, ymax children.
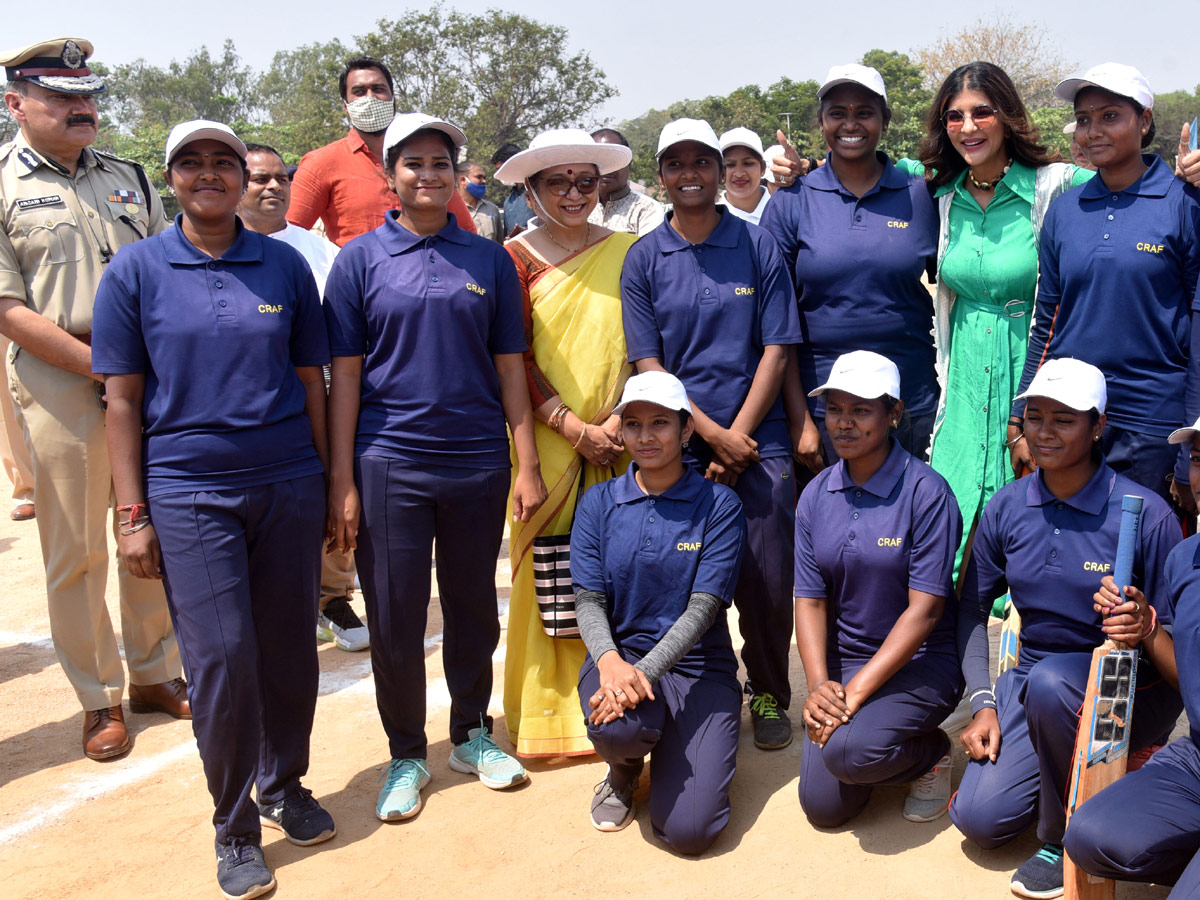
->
<box><xmin>465</xmin><ymin>181</ymin><xmax>487</xmax><ymax>200</ymax></box>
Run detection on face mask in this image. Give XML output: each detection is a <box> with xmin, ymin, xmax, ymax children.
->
<box><xmin>465</xmin><ymin>181</ymin><xmax>487</xmax><ymax>200</ymax></box>
<box><xmin>345</xmin><ymin>96</ymin><xmax>395</xmax><ymax>134</ymax></box>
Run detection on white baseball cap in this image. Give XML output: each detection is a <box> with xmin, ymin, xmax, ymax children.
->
<box><xmin>762</xmin><ymin>143</ymin><xmax>785</xmax><ymax>183</ymax></box>
<box><xmin>808</xmin><ymin>351</ymin><xmax>901</xmax><ymax>400</ymax></box>
<box><xmin>656</xmin><ymin>118</ymin><xmax>722</xmax><ymax>160</ymax></box>
<box><xmin>1063</xmin><ymin>121</ymin><xmax>1077</xmax><ymax>135</ymax></box>
<box><xmin>612</xmin><ymin>371</ymin><xmax>693</xmax><ymax>417</ymax></box>
<box><xmin>818</xmin><ymin>64</ymin><xmax>888</xmax><ymax>102</ymax></box>
<box><xmin>494</xmin><ymin>128</ymin><xmax>632</xmax><ymax>185</ymax></box>
<box><xmin>1014</xmin><ymin>358</ymin><xmax>1108</xmax><ymax>413</ymax></box>
<box><xmin>1055</xmin><ymin>63</ymin><xmax>1154</xmax><ymax>110</ymax></box>
<box><xmin>165</xmin><ymin>120</ymin><xmax>247</xmax><ymax>166</ymax></box>
<box><xmin>382</xmin><ymin>113</ymin><xmax>467</xmax><ymax>162</ymax></box>
<box><xmin>1168</xmin><ymin>416</ymin><xmax>1200</xmax><ymax>445</ymax></box>
<box><xmin>719</xmin><ymin>127</ymin><xmax>766</xmax><ymax>163</ymax></box>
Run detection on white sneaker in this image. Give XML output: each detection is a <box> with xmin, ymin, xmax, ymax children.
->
<box><xmin>903</xmin><ymin>753</ymin><xmax>952</xmax><ymax>822</ymax></box>
<box><xmin>316</xmin><ymin>596</ymin><xmax>370</xmax><ymax>652</ymax></box>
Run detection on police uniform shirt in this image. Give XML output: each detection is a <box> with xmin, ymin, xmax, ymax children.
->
<box><xmin>0</xmin><ymin>132</ymin><xmax>166</xmax><ymax>331</ymax></box>
<box><xmin>794</xmin><ymin>438</ymin><xmax>961</xmax><ymax>666</ymax></box>
<box><xmin>964</xmin><ymin>463</ymin><xmax>1181</xmax><ymax>673</ymax></box>
<box><xmin>91</xmin><ymin>216</ymin><xmax>329</xmax><ymax>497</ymax></box>
<box><xmin>322</xmin><ymin>211</ymin><xmax>525</xmax><ymax>469</ymax></box>
<box><xmin>570</xmin><ymin>466</ymin><xmax>746</xmax><ymax>687</ymax></box>
<box><xmin>760</xmin><ymin>154</ymin><xmax>939</xmax><ymax>420</ymax></box>
<box><xmin>1164</xmin><ymin>535</ymin><xmax>1200</xmax><ymax>747</ymax></box>
<box><xmin>620</xmin><ymin>209</ymin><xmax>802</xmax><ymax>461</ymax></box>
<box><xmin>1017</xmin><ymin>155</ymin><xmax>1200</xmax><ymax>437</ymax></box>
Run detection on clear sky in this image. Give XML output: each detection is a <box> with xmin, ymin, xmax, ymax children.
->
<box><xmin>11</xmin><ymin>0</ymin><xmax>1197</xmax><ymax>124</ymax></box>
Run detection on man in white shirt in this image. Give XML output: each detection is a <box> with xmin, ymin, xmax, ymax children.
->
<box><xmin>587</xmin><ymin>128</ymin><xmax>665</xmax><ymax>236</ymax></box>
<box><xmin>238</xmin><ymin>142</ymin><xmax>368</xmax><ymax>652</ymax></box>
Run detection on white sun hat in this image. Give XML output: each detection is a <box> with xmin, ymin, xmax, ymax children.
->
<box><xmin>494</xmin><ymin>128</ymin><xmax>632</xmax><ymax>185</ymax></box>
<box><xmin>719</xmin><ymin>127</ymin><xmax>766</xmax><ymax>163</ymax></box>
<box><xmin>1014</xmin><ymin>358</ymin><xmax>1108</xmax><ymax>413</ymax></box>
<box><xmin>612</xmin><ymin>371</ymin><xmax>693</xmax><ymax>417</ymax></box>
<box><xmin>1055</xmin><ymin>63</ymin><xmax>1154</xmax><ymax>109</ymax></box>
<box><xmin>165</xmin><ymin>120</ymin><xmax>247</xmax><ymax>166</ymax></box>
<box><xmin>656</xmin><ymin>118</ymin><xmax>722</xmax><ymax>160</ymax></box>
<box><xmin>818</xmin><ymin>64</ymin><xmax>888</xmax><ymax>102</ymax></box>
<box><xmin>808</xmin><ymin>350</ymin><xmax>901</xmax><ymax>400</ymax></box>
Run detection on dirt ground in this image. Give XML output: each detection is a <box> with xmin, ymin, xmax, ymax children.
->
<box><xmin>0</xmin><ymin>510</ymin><xmax>1175</xmax><ymax>900</ymax></box>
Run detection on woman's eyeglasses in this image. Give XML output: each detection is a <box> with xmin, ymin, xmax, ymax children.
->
<box><xmin>538</xmin><ymin>174</ymin><xmax>600</xmax><ymax>196</ymax></box>
<box><xmin>943</xmin><ymin>105</ymin><xmax>998</xmax><ymax>131</ymax></box>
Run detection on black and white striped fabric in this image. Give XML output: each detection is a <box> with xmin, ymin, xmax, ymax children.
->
<box><xmin>532</xmin><ymin>535</ymin><xmax>580</xmax><ymax>639</ymax></box>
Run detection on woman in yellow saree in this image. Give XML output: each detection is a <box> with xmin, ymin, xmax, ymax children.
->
<box><xmin>495</xmin><ymin>129</ymin><xmax>638</xmax><ymax>756</ymax></box>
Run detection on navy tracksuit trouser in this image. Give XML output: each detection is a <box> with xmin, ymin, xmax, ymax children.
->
<box><xmin>580</xmin><ymin>655</ymin><xmax>740</xmax><ymax>855</ymax></box>
<box><xmin>355</xmin><ymin>456</ymin><xmax>510</xmax><ymax>760</ymax></box>
<box><xmin>950</xmin><ymin>650</ymin><xmax>1181</xmax><ymax>848</ymax></box>
<box><xmin>799</xmin><ymin>651</ymin><xmax>961</xmax><ymax>827</ymax></box>
<box><xmin>153</xmin><ymin>474</ymin><xmax>325</xmax><ymax>845</ymax></box>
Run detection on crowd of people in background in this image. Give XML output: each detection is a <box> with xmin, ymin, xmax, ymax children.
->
<box><xmin>6</xmin><ymin>32</ymin><xmax>1200</xmax><ymax>900</ymax></box>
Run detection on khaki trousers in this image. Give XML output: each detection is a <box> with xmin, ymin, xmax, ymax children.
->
<box><xmin>320</xmin><ymin>544</ymin><xmax>356</xmax><ymax>609</ymax></box>
<box><xmin>8</xmin><ymin>347</ymin><xmax>180</xmax><ymax>710</ymax></box>
<box><xmin>0</xmin><ymin>338</ymin><xmax>33</xmax><ymax>504</ymax></box>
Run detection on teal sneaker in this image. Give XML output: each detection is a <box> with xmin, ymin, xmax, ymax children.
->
<box><xmin>376</xmin><ymin>758</ymin><xmax>431</xmax><ymax>821</ymax></box>
<box><xmin>448</xmin><ymin>725</ymin><xmax>528</xmax><ymax>789</ymax></box>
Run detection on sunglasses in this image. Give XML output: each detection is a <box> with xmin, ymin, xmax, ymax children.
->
<box><xmin>538</xmin><ymin>174</ymin><xmax>600</xmax><ymax>196</ymax></box>
<box><xmin>943</xmin><ymin>105</ymin><xmax>998</xmax><ymax>131</ymax></box>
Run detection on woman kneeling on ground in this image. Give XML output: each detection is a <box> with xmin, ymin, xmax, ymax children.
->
<box><xmin>571</xmin><ymin>371</ymin><xmax>746</xmax><ymax>854</ymax></box>
<box><xmin>793</xmin><ymin>351</ymin><xmax>963</xmax><ymax>827</ymax></box>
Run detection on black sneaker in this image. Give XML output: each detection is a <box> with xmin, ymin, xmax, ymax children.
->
<box><xmin>1010</xmin><ymin>843</ymin><xmax>1064</xmax><ymax>899</ymax></box>
<box><xmin>258</xmin><ymin>786</ymin><xmax>336</xmax><ymax>846</ymax></box>
<box><xmin>316</xmin><ymin>596</ymin><xmax>369</xmax><ymax>652</ymax></box>
<box><xmin>749</xmin><ymin>691</ymin><xmax>793</xmax><ymax>749</ymax></box>
<box><xmin>215</xmin><ymin>839</ymin><xmax>275</xmax><ymax>900</ymax></box>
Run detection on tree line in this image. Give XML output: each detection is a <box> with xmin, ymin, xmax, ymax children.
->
<box><xmin>3</xmin><ymin>7</ymin><xmax>1196</xmax><ymax>201</ymax></box>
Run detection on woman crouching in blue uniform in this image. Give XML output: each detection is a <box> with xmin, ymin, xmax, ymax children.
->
<box><xmin>1063</xmin><ymin>415</ymin><xmax>1200</xmax><ymax>898</ymax></box>
<box><xmin>952</xmin><ymin>358</ymin><xmax>1183</xmax><ymax>900</ymax></box>
<box><xmin>94</xmin><ymin>120</ymin><xmax>334</xmax><ymax>900</ymax></box>
<box><xmin>793</xmin><ymin>351</ymin><xmax>963</xmax><ymax>828</ymax></box>
<box><xmin>571</xmin><ymin>371</ymin><xmax>746</xmax><ymax>854</ymax></box>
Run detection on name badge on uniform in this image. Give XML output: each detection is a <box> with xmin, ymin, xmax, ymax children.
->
<box><xmin>16</xmin><ymin>195</ymin><xmax>63</xmax><ymax>211</ymax></box>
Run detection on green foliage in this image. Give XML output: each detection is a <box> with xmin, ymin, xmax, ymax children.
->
<box><xmin>1029</xmin><ymin>105</ymin><xmax>1073</xmax><ymax>160</ymax></box>
<box><xmin>1149</xmin><ymin>89</ymin><xmax>1200</xmax><ymax>165</ymax></box>
<box><xmin>862</xmin><ymin>49</ymin><xmax>930</xmax><ymax>162</ymax></box>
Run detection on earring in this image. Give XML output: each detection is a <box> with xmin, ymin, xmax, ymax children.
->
<box><xmin>891</xmin><ymin>420</ymin><xmax>899</xmax><ymax>427</ymax></box>
<box><xmin>1093</xmin><ymin>435</ymin><xmax>1100</xmax><ymax>442</ymax></box>
<box><xmin>682</xmin><ymin>441</ymin><xmax>689</xmax><ymax>450</ymax></box>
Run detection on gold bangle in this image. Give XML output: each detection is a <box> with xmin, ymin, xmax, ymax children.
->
<box><xmin>572</xmin><ymin>423</ymin><xmax>589</xmax><ymax>449</ymax></box>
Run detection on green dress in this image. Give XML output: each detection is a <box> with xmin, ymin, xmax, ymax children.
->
<box><xmin>897</xmin><ymin>159</ymin><xmax>1091</xmax><ymax>576</ymax></box>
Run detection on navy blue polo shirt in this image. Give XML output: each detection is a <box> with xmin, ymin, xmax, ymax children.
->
<box><xmin>793</xmin><ymin>439</ymin><xmax>961</xmax><ymax>666</ymax></box>
<box><xmin>964</xmin><ymin>462</ymin><xmax>1180</xmax><ymax>688</ymax></box>
<box><xmin>1016</xmin><ymin>155</ymin><xmax>1200</xmax><ymax>437</ymax></box>
<box><xmin>621</xmin><ymin>209</ymin><xmax>802</xmax><ymax>461</ymax></box>
<box><xmin>1164</xmin><ymin>535</ymin><xmax>1200</xmax><ymax>747</ymax></box>
<box><xmin>92</xmin><ymin>215</ymin><xmax>329</xmax><ymax>497</ymax></box>
<box><xmin>570</xmin><ymin>466</ymin><xmax>746</xmax><ymax>686</ymax></box>
<box><xmin>761</xmin><ymin>153</ymin><xmax>939</xmax><ymax>418</ymax></box>
<box><xmin>323</xmin><ymin>212</ymin><xmax>526</xmax><ymax>468</ymax></box>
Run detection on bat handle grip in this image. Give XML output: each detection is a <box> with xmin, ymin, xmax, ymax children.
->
<box><xmin>1112</xmin><ymin>494</ymin><xmax>1144</xmax><ymax>597</ymax></box>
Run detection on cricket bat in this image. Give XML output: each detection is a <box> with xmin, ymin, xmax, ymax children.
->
<box><xmin>1063</xmin><ymin>494</ymin><xmax>1143</xmax><ymax>900</ymax></box>
<box><xmin>996</xmin><ymin>596</ymin><xmax>1021</xmax><ymax>677</ymax></box>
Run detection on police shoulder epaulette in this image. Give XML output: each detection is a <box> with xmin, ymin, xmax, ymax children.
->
<box><xmin>92</xmin><ymin>148</ymin><xmax>141</xmax><ymax>167</ymax></box>
<box><xmin>0</xmin><ymin>141</ymin><xmax>17</xmax><ymax>163</ymax></box>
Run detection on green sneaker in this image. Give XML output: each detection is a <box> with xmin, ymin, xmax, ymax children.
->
<box><xmin>376</xmin><ymin>758</ymin><xmax>431</xmax><ymax>821</ymax></box>
<box><xmin>749</xmin><ymin>691</ymin><xmax>793</xmax><ymax>749</ymax></box>
<box><xmin>449</xmin><ymin>725</ymin><xmax>528</xmax><ymax>789</ymax></box>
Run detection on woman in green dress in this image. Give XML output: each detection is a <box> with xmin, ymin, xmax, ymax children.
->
<box><xmin>901</xmin><ymin>62</ymin><xmax>1089</xmax><ymax>582</ymax></box>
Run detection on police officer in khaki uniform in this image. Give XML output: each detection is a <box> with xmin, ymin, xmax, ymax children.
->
<box><xmin>0</xmin><ymin>38</ymin><xmax>189</xmax><ymax>760</ymax></box>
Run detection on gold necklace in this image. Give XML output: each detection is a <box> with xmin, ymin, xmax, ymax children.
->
<box><xmin>543</xmin><ymin>223</ymin><xmax>591</xmax><ymax>253</ymax></box>
<box><xmin>968</xmin><ymin>160</ymin><xmax>1011</xmax><ymax>191</ymax></box>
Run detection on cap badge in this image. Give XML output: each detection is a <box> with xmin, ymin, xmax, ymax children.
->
<box><xmin>61</xmin><ymin>40</ymin><xmax>85</xmax><ymax>69</ymax></box>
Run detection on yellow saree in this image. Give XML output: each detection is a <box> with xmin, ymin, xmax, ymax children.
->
<box><xmin>504</xmin><ymin>231</ymin><xmax>636</xmax><ymax>757</ymax></box>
